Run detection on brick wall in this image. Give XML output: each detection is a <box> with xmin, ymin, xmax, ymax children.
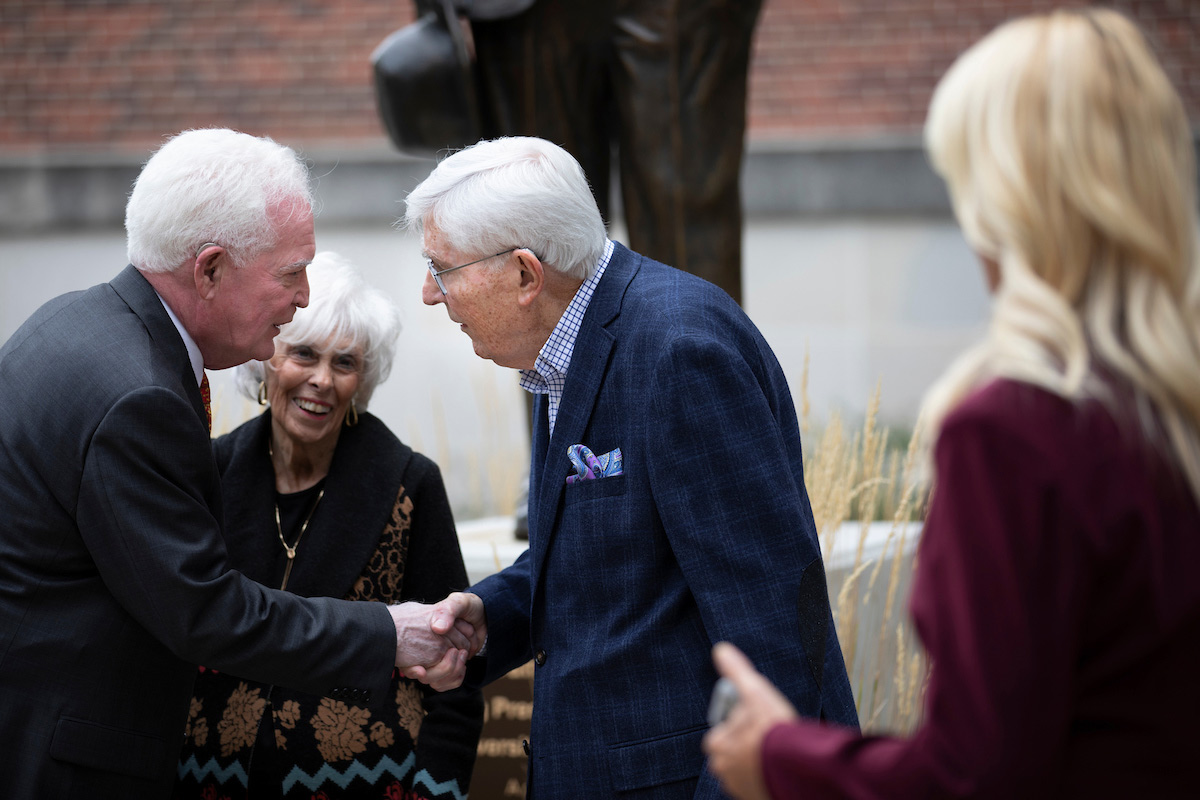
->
<box><xmin>749</xmin><ymin>0</ymin><xmax>1200</xmax><ymax>140</ymax></box>
<box><xmin>0</xmin><ymin>0</ymin><xmax>416</xmax><ymax>155</ymax></box>
<box><xmin>0</xmin><ymin>0</ymin><xmax>1197</xmax><ymax>156</ymax></box>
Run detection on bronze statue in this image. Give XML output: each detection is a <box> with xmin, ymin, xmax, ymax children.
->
<box><xmin>394</xmin><ymin>0</ymin><xmax>763</xmax><ymax>305</ymax></box>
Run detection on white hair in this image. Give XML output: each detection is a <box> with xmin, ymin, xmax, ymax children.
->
<box><xmin>922</xmin><ymin>8</ymin><xmax>1200</xmax><ymax>502</ymax></box>
<box><xmin>233</xmin><ymin>252</ymin><xmax>401</xmax><ymax>409</ymax></box>
<box><xmin>125</xmin><ymin>128</ymin><xmax>314</xmax><ymax>273</ymax></box>
<box><xmin>403</xmin><ymin>137</ymin><xmax>607</xmax><ymax>280</ymax></box>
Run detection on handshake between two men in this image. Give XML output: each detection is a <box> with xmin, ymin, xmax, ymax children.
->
<box><xmin>388</xmin><ymin>592</ymin><xmax>488</xmax><ymax>691</ymax></box>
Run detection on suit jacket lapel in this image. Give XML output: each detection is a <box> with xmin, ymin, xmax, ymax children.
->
<box><xmin>529</xmin><ymin>244</ymin><xmax>639</xmax><ymax>582</ymax></box>
<box><xmin>109</xmin><ymin>265</ymin><xmax>207</xmax><ymax>427</ymax></box>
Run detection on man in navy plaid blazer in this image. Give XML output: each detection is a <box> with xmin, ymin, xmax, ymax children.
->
<box><xmin>409</xmin><ymin>137</ymin><xmax>858</xmax><ymax>798</ymax></box>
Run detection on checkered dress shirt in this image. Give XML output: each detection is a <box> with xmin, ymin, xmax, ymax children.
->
<box><xmin>519</xmin><ymin>239</ymin><xmax>615</xmax><ymax>435</ymax></box>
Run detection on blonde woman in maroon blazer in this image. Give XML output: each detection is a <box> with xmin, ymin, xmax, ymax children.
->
<box><xmin>705</xmin><ymin>9</ymin><xmax>1200</xmax><ymax>799</ymax></box>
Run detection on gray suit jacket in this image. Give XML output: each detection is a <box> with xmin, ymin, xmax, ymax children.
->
<box><xmin>0</xmin><ymin>266</ymin><xmax>395</xmax><ymax>798</ymax></box>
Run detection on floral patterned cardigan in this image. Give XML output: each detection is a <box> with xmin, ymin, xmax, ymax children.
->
<box><xmin>173</xmin><ymin>410</ymin><xmax>483</xmax><ymax>800</ymax></box>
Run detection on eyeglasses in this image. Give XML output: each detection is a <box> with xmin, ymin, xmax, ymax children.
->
<box><xmin>426</xmin><ymin>248</ymin><xmax>517</xmax><ymax>295</ymax></box>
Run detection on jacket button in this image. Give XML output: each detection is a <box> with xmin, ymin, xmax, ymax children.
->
<box><xmin>522</xmin><ymin>739</ymin><xmax>531</xmax><ymax>756</ymax></box>
<box><xmin>534</xmin><ymin>649</ymin><xmax>546</xmax><ymax>666</ymax></box>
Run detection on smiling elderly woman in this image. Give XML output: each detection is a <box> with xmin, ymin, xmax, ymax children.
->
<box><xmin>173</xmin><ymin>252</ymin><xmax>483</xmax><ymax>800</ymax></box>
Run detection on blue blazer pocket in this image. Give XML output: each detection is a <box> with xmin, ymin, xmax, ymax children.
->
<box><xmin>606</xmin><ymin>723</ymin><xmax>706</xmax><ymax>792</ymax></box>
<box><xmin>563</xmin><ymin>473</ymin><xmax>627</xmax><ymax>506</ymax></box>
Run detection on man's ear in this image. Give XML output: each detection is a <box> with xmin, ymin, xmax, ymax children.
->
<box><xmin>193</xmin><ymin>244</ymin><xmax>224</xmax><ymax>300</ymax></box>
<box><xmin>514</xmin><ymin>248</ymin><xmax>545</xmax><ymax>306</ymax></box>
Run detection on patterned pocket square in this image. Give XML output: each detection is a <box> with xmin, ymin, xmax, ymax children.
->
<box><xmin>566</xmin><ymin>444</ymin><xmax>623</xmax><ymax>484</ymax></box>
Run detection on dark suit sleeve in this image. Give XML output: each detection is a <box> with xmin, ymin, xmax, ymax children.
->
<box><xmin>756</xmin><ymin>397</ymin><xmax>1084</xmax><ymax>798</ymax></box>
<box><xmin>76</xmin><ymin>386</ymin><xmax>395</xmax><ymax>701</ymax></box>
<box><xmin>646</xmin><ymin>333</ymin><xmax>828</xmax><ymax>711</ymax></box>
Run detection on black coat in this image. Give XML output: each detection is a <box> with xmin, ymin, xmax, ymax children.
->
<box><xmin>174</xmin><ymin>409</ymin><xmax>483</xmax><ymax>800</ymax></box>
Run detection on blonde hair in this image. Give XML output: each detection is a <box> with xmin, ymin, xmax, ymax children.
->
<box><xmin>922</xmin><ymin>8</ymin><xmax>1200</xmax><ymax>501</ymax></box>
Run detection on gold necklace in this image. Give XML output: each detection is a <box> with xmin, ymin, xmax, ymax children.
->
<box><xmin>274</xmin><ymin>487</ymin><xmax>324</xmax><ymax>591</ymax></box>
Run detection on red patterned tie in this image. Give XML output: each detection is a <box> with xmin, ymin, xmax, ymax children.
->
<box><xmin>199</xmin><ymin>372</ymin><xmax>211</xmax><ymax>431</ymax></box>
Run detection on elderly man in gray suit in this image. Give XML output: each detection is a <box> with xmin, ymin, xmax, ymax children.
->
<box><xmin>0</xmin><ymin>128</ymin><xmax>470</xmax><ymax>798</ymax></box>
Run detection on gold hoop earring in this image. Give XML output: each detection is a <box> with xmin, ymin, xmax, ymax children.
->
<box><xmin>257</xmin><ymin>381</ymin><xmax>268</xmax><ymax>406</ymax></box>
<box><xmin>345</xmin><ymin>400</ymin><xmax>359</xmax><ymax>427</ymax></box>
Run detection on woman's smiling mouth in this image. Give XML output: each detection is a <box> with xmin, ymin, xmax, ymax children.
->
<box><xmin>294</xmin><ymin>398</ymin><xmax>331</xmax><ymax>416</ymax></box>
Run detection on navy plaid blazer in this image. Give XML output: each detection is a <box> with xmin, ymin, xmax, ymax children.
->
<box><xmin>470</xmin><ymin>243</ymin><xmax>858</xmax><ymax>799</ymax></box>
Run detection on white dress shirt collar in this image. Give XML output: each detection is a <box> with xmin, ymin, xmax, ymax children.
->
<box><xmin>155</xmin><ymin>292</ymin><xmax>205</xmax><ymax>387</ymax></box>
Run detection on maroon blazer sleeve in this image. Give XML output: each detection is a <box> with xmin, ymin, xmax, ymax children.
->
<box><xmin>759</xmin><ymin>389</ymin><xmax>1078</xmax><ymax>799</ymax></box>
<box><xmin>757</xmin><ymin>379</ymin><xmax>1200</xmax><ymax>799</ymax></box>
